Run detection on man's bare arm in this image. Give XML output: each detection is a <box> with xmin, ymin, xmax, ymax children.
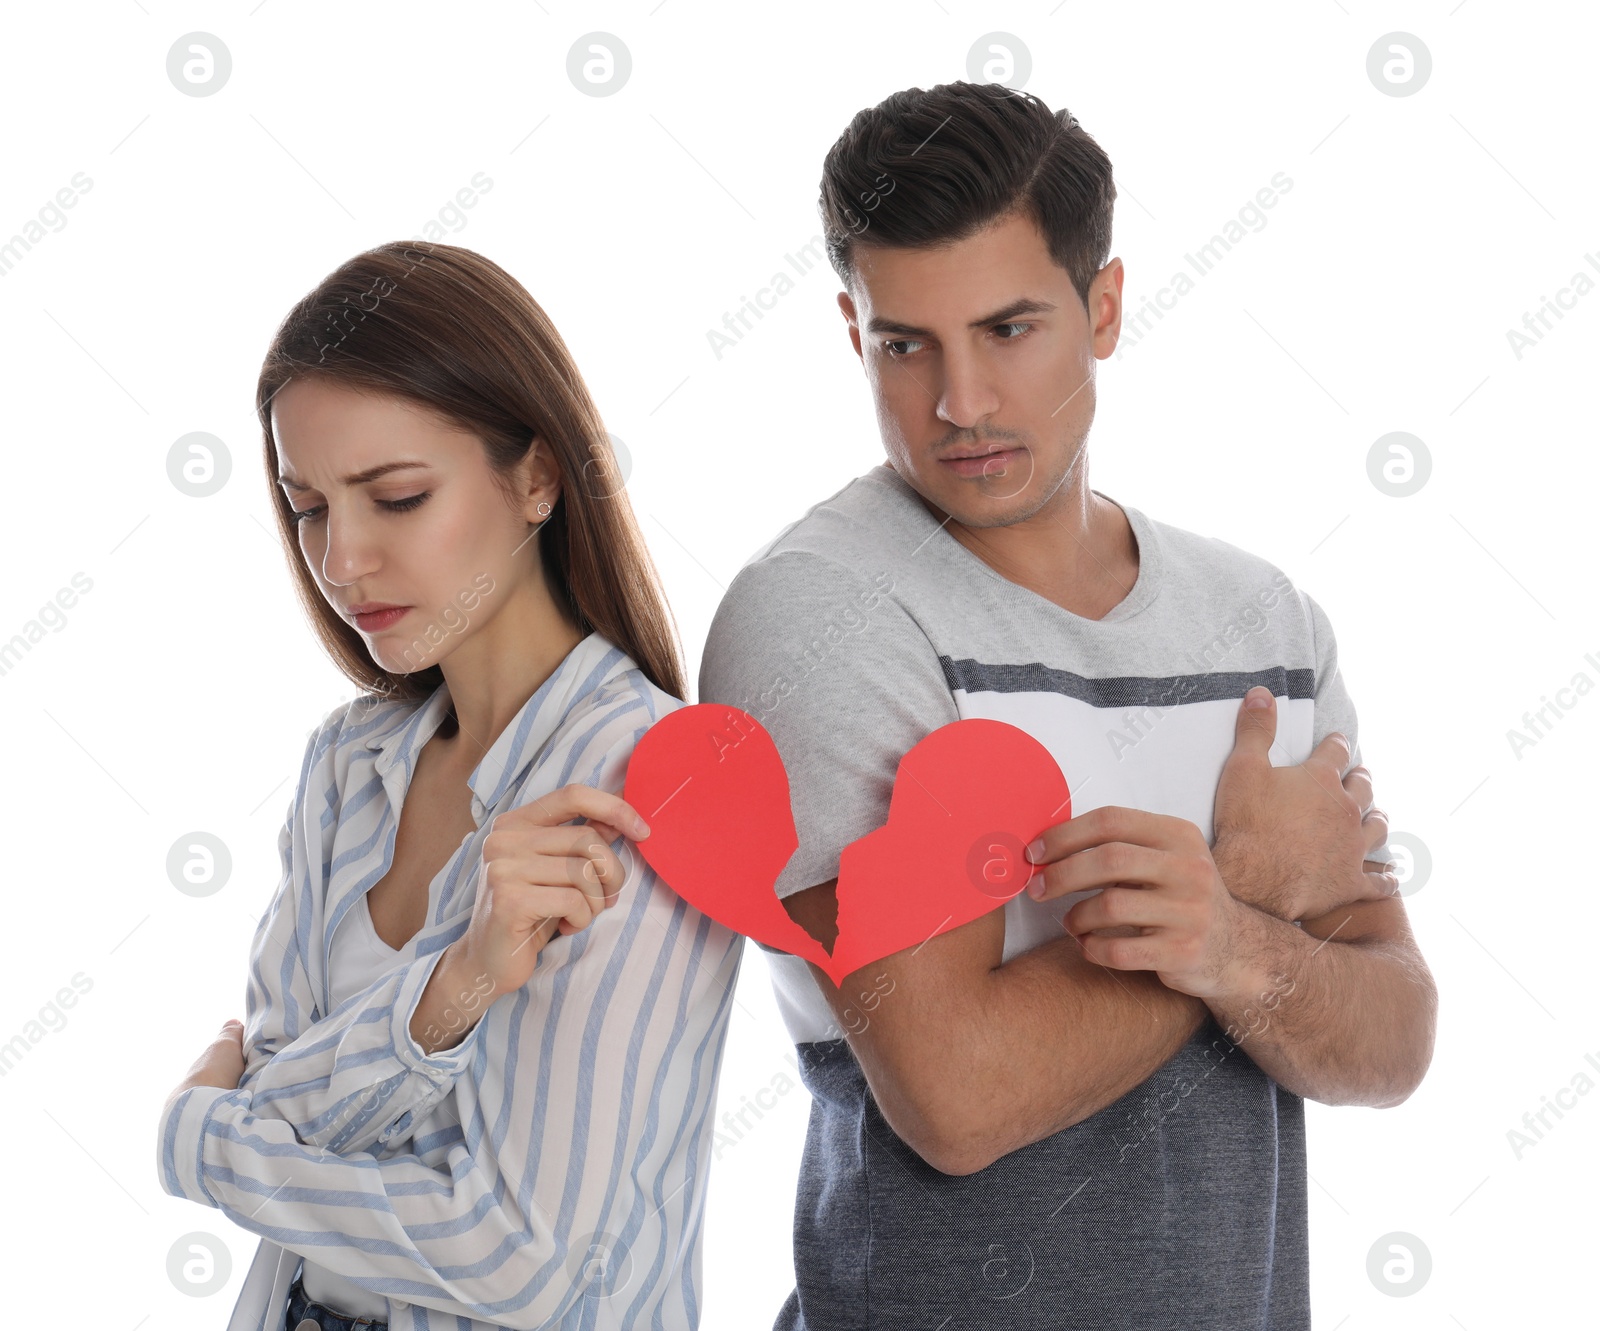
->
<box><xmin>1196</xmin><ymin>688</ymin><xmax>1438</xmax><ymax>1102</ymax></box>
<box><xmin>782</xmin><ymin>879</ymin><xmax>1207</xmax><ymax>1177</ymax></box>
<box><xmin>1203</xmin><ymin>879</ymin><xmax>1437</xmax><ymax>1106</ymax></box>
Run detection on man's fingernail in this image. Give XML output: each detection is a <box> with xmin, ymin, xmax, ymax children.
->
<box><xmin>1027</xmin><ymin>878</ymin><xmax>1045</xmax><ymax>900</ymax></box>
<box><xmin>1245</xmin><ymin>688</ymin><xmax>1272</xmax><ymax>710</ymax></box>
<box><xmin>1025</xmin><ymin>838</ymin><xmax>1046</xmax><ymax>863</ymax></box>
<box><xmin>633</xmin><ymin>818</ymin><xmax>650</xmax><ymax>838</ymax></box>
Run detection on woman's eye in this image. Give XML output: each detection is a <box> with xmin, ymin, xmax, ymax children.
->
<box><xmin>288</xmin><ymin>492</ymin><xmax>429</xmax><ymax>523</ymax></box>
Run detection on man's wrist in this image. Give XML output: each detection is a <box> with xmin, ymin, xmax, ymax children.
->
<box><xmin>1211</xmin><ymin>832</ymin><xmax>1297</xmax><ymax>921</ymax></box>
<box><xmin>1208</xmin><ymin>899</ymin><xmax>1302</xmax><ymax>1017</ymax></box>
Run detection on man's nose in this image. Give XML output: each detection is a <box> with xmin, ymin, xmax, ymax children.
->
<box><xmin>936</xmin><ymin>349</ymin><xmax>1001</xmax><ymax>427</ymax></box>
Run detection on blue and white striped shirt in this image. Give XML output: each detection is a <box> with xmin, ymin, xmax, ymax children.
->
<box><xmin>157</xmin><ymin>631</ymin><xmax>744</xmax><ymax>1330</ymax></box>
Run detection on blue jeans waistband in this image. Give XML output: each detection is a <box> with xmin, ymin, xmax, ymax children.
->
<box><xmin>285</xmin><ymin>1272</ymin><xmax>388</xmax><ymax>1331</ymax></box>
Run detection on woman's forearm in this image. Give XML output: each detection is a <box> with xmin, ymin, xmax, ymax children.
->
<box><xmin>408</xmin><ymin>939</ymin><xmax>507</xmax><ymax>1055</ymax></box>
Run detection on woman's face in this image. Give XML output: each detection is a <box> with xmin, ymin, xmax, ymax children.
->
<box><xmin>271</xmin><ymin>377</ymin><xmax>555</xmax><ymax>675</ymax></box>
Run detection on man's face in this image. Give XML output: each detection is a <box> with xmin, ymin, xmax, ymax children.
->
<box><xmin>838</xmin><ymin>208</ymin><xmax>1123</xmax><ymax>528</ymax></box>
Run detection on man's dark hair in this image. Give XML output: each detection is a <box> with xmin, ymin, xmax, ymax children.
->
<box><xmin>819</xmin><ymin>81</ymin><xmax>1116</xmax><ymax>313</ymax></box>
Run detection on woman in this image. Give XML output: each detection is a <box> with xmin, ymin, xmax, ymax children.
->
<box><xmin>156</xmin><ymin>241</ymin><xmax>743</xmax><ymax>1331</ymax></box>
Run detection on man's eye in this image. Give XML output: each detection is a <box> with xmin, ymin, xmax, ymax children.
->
<box><xmin>883</xmin><ymin>338</ymin><xmax>924</xmax><ymax>358</ymax></box>
<box><xmin>993</xmin><ymin>322</ymin><xmax>1031</xmax><ymax>341</ymax></box>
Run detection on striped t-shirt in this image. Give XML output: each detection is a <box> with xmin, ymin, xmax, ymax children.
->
<box><xmin>699</xmin><ymin>462</ymin><xmax>1387</xmax><ymax>1331</ymax></box>
<box><xmin>157</xmin><ymin>631</ymin><xmax>744</xmax><ymax>1330</ymax></box>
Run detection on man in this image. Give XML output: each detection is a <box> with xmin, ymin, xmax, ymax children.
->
<box><xmin>699</xmin><ymin>81</ymin><xmax>1436</xmax><ymax>1330</ymax></box>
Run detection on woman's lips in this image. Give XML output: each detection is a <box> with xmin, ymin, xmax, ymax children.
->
<box><xmin>353</xmin><ymin>606</ymin><xmax>410</xmax><ymax>632</ymax></box>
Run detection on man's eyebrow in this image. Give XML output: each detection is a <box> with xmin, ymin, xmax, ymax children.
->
<box><xmin>278</xmin><ymin>460</ymin><xmax>433</xmax><ymax>491</ymax></box>
<box><xmin>865</xmin><ymin>296</ymin><xmax>1057</xmax><ymax>338</ymax></box>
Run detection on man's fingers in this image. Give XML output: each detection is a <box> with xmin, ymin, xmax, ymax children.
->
<box><xmin>1064</xmin><ymin>884</ymin><xmax>1183</xmax><ymax>935</ymax></box>
<box><xmin>1030</xmin><ymin>841</ymin><xmax>1173</xmax><ymax>902</ymax></box>
<box><xmin>1362</xmin><ymin>861</ymin><xmax>1401</xmax><ymax>899</ymax></box>
<box><xmin>1342</xmin><ymin>766</ymin><xmax>1374</xmax><ymax>815</ymax></box>
<box><xmin>1226</xmin><ymin>686</ymin><xmax>1279</xmax><ymax>766</ymax></box>
<box><xmin>1308</xmin><ymin>730</ymin><xmax>1353</xmax><ymax>776</ymax></box>
<box><xmin>1026</xmin><ymin>805</ymin><xmax>1199</xmax><ymax>867</ymax></box>
<box><xmin>1362</xmin><ymin>806</ymin><xmax>1390</xmax><ymax>857</ymax></box>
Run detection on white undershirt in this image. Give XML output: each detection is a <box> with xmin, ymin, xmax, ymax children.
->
<box><xmin>299</xmin><ymin>892</ymin><xmax>405</xmax><ymax>1321</ymax></box>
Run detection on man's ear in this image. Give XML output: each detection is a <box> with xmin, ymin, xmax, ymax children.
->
<box><xmin>1088</xmin><ymin>256</ymin><xmax>1125</xmax><ymax>361</ymax></box>
<box><xmin>837</xmin><ymin>289</ymin><xmax>864</xmax><ymax>361</ymax></box>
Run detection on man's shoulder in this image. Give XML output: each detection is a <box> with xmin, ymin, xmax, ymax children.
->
<box><xmin>1112</xmin><ymin>500</ymin><xmax>1332</xmax><ymax>678</ymax></box>
<box><xmin>711</xmin><ymin>467</ymin><xmax>916</xmax><ymax>626</ymax></box>
<box><xmin>1132</xmin><ymin>501</ymin><xmax>1298</xmax><ymax>598</ymax></box>
<box><xmin>744</xmin><ymin>464</ymin><xmax>923</xmax><ymax>569</ymax></box>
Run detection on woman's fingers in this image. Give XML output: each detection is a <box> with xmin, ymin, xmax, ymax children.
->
<box><xmin>464</xmin><ymin>786</ymin><xmax>646</xmax><ymax>991</ymax></box>
<box><xmin>484</xmin><ymin>823</ymin><xmax>629</xmax><ymax>903</ymax></box>
<box><xmin>501</xmin><ymin>784</ymin><xmax>650</xmax><ymax>840</ymax></box>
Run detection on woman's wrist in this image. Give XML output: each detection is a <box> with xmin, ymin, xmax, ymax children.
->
<box><xmin>409</xmin><ymin>940</ymin><xmax>500</xmax><ymax>1055</ymax></box>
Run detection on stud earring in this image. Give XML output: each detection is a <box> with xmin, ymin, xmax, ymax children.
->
<box><xmin>536</xmin><ymin>500</ymin><xmax>552</xmax><ymax>518</ymax></box>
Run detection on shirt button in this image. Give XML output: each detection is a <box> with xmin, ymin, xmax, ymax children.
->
<box><xmin>295</xmin><ymin>1320</ymin><xmax>320</xmax><ymax>1331</ymax></box>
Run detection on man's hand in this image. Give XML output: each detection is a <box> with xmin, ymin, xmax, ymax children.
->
<box><xmin>1211</xmin><ymin>686</ymin><xmax>1397</xmax><ymax>922</ymax></box>
<box><xmin>1024</xmin><ymin>808</ymin><xmax>1252</xmax><ymax>1000</ymax></box>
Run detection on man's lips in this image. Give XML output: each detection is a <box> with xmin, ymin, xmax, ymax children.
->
<box><xmin>939</xmin><ymin>446</ymin><xmax>1026</xmax><ymax>476</ymax></box>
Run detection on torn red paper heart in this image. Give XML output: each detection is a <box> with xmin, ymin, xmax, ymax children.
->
<box><xmin>622</xmin><ymin>704</ymin><xmax>1072</xmax><ymax>986</ymax></box>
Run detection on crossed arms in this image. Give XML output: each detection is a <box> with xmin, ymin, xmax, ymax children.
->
<box><xmin>779</xmin><ymin>692</ymin><xmax>1438</xmax><ymax>1177</ymax></box>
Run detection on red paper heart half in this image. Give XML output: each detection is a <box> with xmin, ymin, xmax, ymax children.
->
<box><xmin>622</xmin><ymin>704</ymin><xmax>1071</xmax><ymax>987</ymax></box>
<box><xmin>828</xmin><ymin>717</ymin><xmax>1072</xmax><ymax>981</ymax></box>
<box><xmin>620</xmin><ymin>705</ymin><xmax>834</xmax><ymax>974</ymax></box>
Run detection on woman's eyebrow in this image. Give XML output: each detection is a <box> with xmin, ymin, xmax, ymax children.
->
<box><xmin>278</xmin><ymin>460</ymin><xmax>433</xmax><ymax>491</ymax></box>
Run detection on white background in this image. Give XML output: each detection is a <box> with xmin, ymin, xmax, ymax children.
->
<box><xmin>0</xmin><ymin>2</ymin><xmax>1593</xmax><ymax>1326</ymax></box>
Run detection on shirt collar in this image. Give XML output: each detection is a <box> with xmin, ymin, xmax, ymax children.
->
<box><xmin>365</xmin><ymin>630</ymin><xmax>630</xmax><ymax>823</ymax></box>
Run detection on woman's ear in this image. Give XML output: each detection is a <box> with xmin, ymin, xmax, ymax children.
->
<box><xmin>519</xmin><ymin>437</ymin><xmax>563</xmax><ymax>523</ymax></box>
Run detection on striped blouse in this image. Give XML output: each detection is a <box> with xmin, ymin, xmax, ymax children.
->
<box><xmin>156</xmin><ymin>631</ymin><xmax>744</xmax><ymax>1330</ymax></box>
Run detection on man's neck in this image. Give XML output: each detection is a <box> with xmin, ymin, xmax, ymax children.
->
<box><xmin>897</xmin><ymin>461</ymin><xmax>1139</xmax><ymax>621</ymax></box>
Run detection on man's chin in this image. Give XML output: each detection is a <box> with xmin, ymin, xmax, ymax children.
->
<box><xmin>909</xmin><ymin>472</ymin><xmax>1047</xmax><ymax>531</ymax></box>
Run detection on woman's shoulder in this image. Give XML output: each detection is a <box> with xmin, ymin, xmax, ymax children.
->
<box><xmin>290</xmin><ymin>690</ymin><xmax>418</xmax><ymax>785</ymax></box>
<box><xmin>562</xmin><ymin>648</ymin><xmax>684</xmax><ymax>757</ymax></box>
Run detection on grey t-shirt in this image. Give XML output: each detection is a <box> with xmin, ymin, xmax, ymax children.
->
<box><xmin>700</xmin><ymin>462</ymin><xmax>1384</xmax><ymax>1330</ymax></box>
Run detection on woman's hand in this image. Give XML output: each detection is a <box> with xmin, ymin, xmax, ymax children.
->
<box><xmin>456</xmin><ymin>784</ymin><xmax>651</xmax><ymax>1003</ymax></box>
<box><xmin>165</xmin><ymin>1018</ymin><xmax>246</xmax><ymax>1109</ymax></box>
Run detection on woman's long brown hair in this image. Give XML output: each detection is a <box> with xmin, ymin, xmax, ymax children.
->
<box><xmin>256</xmin><ymin>240</ymin><xmax>685</xmax><ymax>705</ymax></box>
